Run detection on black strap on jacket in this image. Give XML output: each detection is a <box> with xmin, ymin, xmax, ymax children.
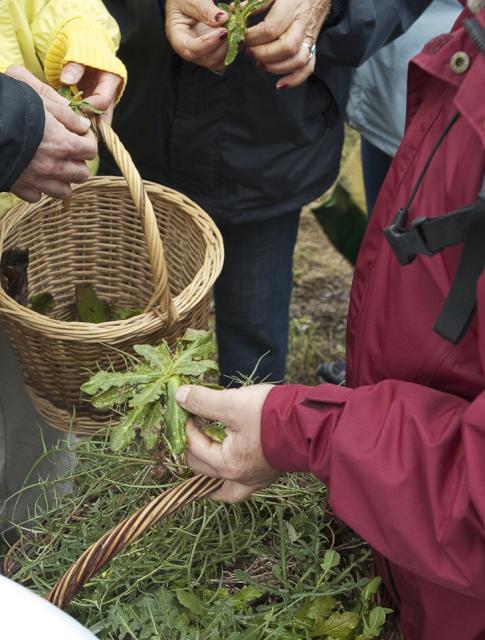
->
<box><xmin>384</xmin><ymin>16</ymin><xmax>485</xmax><ymax>345</ymax></box>
<box><xmin>384</xmin><ymin>122</ymin><xmax>485</xmax><ymax>345</ymax></box>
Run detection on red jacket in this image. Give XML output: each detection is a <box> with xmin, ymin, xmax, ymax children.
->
<box><xmin>261</xmin><ymin>7</ymin><xmax>485</xmax><ymax>640</ymax></box>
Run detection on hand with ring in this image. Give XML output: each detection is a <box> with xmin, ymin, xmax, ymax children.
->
<box><xmin>245</xmin><ymin>0</ymin><xmax>331</xmax><ymax>88</ymax></box>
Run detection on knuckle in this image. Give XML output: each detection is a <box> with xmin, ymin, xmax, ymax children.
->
<box><xmin>285</xmin><ymin>38</ymin><xmax>300</xmax><ymax>57</ymax></box>
<box><xmin>263</xmin><ymin>21</ymin><xmax>279</xmax><ymax>41</ymax></box>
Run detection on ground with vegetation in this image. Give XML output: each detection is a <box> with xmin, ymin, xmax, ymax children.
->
<box><xmin>288</xmin><ymin>207</ymin><xmax>353</xmax><ymax>385</ymax></box>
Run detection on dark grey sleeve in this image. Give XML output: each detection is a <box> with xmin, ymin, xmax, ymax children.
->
<box><xmin>316</xmin><ymin>0</ymin><xmax>433</xmax><ymax>69</ymax></box>
<box><xmin>0</xmin><ymin>75</ymin><xmax>45</xmax><ymax>192</ymax></box>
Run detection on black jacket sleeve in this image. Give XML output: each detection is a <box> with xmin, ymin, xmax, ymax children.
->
<box><xmin>316</xmin><ymin>0</ymin><xmax>433</xmax><ymax>69</ymax></box>
<box><xmin>0</xmin><ymin>74</ymin><xmax>45</xmax><ymax>192</ymax></box>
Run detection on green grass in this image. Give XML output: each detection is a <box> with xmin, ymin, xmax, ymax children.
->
<box><xmin>1</xmin><ymin>436</ymin><xmax>390</xmax><ymax>639</ymax></box>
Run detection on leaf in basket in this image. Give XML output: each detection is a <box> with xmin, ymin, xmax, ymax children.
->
<box><xmin>110</xmin><ymin>304</ymin><xmax>143</xmax><ymax>321</ymax></box>
<box><xmin>175</xmin><ymin>590</ymin><xmax>206</xmax><ymax>617</ymax></box>
<box><xmin>0</xmin><ymin>249</ymin><xmax>29</xmax><ymax>306</ymax></box>
<box><xmin>360</xmin><ymin>607</ymin><xmax>394</xmax><ymax>638</ymax></box>
<box><xmin>141</xmin><ymin>401</ymin><xmax>164</xmax><ymax>450</ymax></box>
<box><xmin>29</xmin><ymin>292</ymin><xmax>55</xmax><ymax>315</ymax></box>
<box><xmin>76</xmin><ymin>285</ymin><xmax>112</xmax><ymax>323</ymax></box>
<box><xmin>312</xmin><ymin>611</ymin><xmax>359</xmax><ymax>638</ymax></box>
<box><xmin>111</xmin><ymin>404</ymin><xmax>149</xmax><ymax>451</ymax></box>
<box><xmin>360</xmin><ymin>577</ymin><xmax>381</xmax><ymax>604</ymax></box>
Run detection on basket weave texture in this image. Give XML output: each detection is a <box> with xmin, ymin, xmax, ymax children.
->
<box><xmin>0</xmin><ymin>121</ymin><xmax>223</xmax><ymax>433</ymax></box>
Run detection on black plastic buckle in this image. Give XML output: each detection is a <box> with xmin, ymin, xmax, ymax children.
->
<box><xmin>384</xmin><ymin>211</ymin><xmax>435</xmax><ymax>266</ymax></box>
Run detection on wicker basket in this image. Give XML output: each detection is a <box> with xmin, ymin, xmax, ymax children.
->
<box><xmin>39</xmin><ymin>475</ymin><xmax>401</xmax><ymax>639</ymax></box>
<box><xmin>0</xmin><ymin>120</ymin><xmax>223</xmax><ymax>434</ymax></box>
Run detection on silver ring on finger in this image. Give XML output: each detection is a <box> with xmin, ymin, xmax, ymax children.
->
<box><xmin>302</xmin><ymin>41</ymin><xmax>317</xmax><ymax>65</ymax></box>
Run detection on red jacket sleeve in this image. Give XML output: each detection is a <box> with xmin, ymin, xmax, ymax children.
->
<box><xmin>261</xmin><ymin>380</ymin><xmax>485</xmax><ymax>598</ymax></box>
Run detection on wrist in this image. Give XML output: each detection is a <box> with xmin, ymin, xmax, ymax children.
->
<box><xmin>43</xmin><ymin>18</ymin><xmax>127</xmax><ymax>101</ymax></box>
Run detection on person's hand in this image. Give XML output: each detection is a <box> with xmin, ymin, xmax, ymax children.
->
<box><xmin>246</xmin><ymin>0</ymin><xmax>331</xmax><ymax>88</ymax></box>
<box><xmin>176</xmin><ymin>384</ymin><xmax>281</xmax><ymax>503</ymax></box>
<box><xmin>165</xmin><ymin>0</ymin><xmax>229</xmax><ymax>73</ymax></box>
<box><xmin>6</xmin><ymin>66</ymin><xmax>97</xmax><ymax>203</ymax></box>
<box><xmin>60</xmin><ymin>62</ymin><xmax>122</xmax><ymax>124</ymax></box>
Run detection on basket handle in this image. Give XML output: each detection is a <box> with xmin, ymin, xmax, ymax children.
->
<box><xmin>94</xmin><ymin>118</ymin><xmax>178</xmax><ymax>322</ymax></box>
<box><xmin>46</xmin><ymin>474</ymin><xmax>223</xmax><ymax>609</ymax></box>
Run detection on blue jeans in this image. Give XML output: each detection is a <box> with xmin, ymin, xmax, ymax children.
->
<box><xmin>215</xmin><ymin>211</ymin><xmax>301</xmax><ymax>386</ymax></box>
<box><xmin>361</xmin><ymin>137</ymin><xmax>393</xmax><ymax>217</ymax></box>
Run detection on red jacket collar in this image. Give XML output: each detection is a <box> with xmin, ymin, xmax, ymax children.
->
<box><xmin>411</xmin><ymin>9</ymin><xmax>485</xmax><ymax>147</ymax></box>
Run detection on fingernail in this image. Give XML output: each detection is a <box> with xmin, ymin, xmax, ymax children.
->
<box><xmin>215</xmin><ymin>11</ymin><xmax>225</xmax><ymax>22</ymax></box>
<box><xmin>62</xmin><ymin>72</ymin><xmax>75</xmax><ymax>84</ymax></box>
<box><xmin>79</xmin><ymin>116</ymin><xmax>91</xmax><ymax>128</ymax></box>
<box><xmin>175</xmin><ymin>386</ymin><xmax>190</xmax><ymax>405</ymax></box>
<box><xmin>219</xmin><ymin>30</ymin><xmax>227</xmax><ymax>41</ymax></box>
<box><xmin>277</xmin><ymin>83</ymin><xmax>289</xmax><ymax>90</ymax></box>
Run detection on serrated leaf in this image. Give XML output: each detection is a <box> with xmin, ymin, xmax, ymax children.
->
<box><xmin>173</xmin><ymin>359</ymin><xmax>219</xmax><ymax>377</ymax></box>
<box><xmin>91</xmin><ymin>387</ymin><xmax>126</xmax><ymax>410</ymax></box>
<box><xmin>110</xmin><ymin>405</ymin><xmax>149</xmax><ymax>451</ymax></box>
<box><xmin>134</xmin><ymin>343</ymin><xmax>173</xmax><ymax>371</ymax></box>
<box><xmin>129</xmin><ymin>379</ymin><xmax>164</xmax><ymax>407</ymax></box>
<box><xmin>175</xmin><ymin>590</ymin><xmax>205</xmax><ymax>618</ymax></box>
<box><xmin>81</xmin><ymin>369</ymin><xmax>153</xmax><ymax>395</ymax></box>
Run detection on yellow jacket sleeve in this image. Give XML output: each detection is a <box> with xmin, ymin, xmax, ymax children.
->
<box><xmin>30</xmin><ymin>0</ymin><xmax>127</xmax><ymax>98</ymax></box>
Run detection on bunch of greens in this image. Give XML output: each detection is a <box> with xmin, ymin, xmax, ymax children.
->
<box><xmin>82</xmin><ymin>329</ymin><xmax>220</xmax><ymax>455</ymax></box>
<box><xmin>219</xmin><ymin>0</ymin><xmax>269</xmax><ymax>65</ymax></box>
<box><xmin>1</xmin><ymin>437</ymin><xmax>392</xmax><ymax>639</ymax></box>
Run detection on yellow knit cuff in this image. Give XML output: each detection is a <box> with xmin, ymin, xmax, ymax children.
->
<box><xmin>44</xmin><ymin>17</ymin><xmax>127</xmax><ymax>102</ymax></box>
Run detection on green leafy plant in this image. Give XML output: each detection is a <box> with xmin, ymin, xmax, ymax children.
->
<box><xmin>219</xmin><ymin>0</ymin><xmax>269</xmax><ymax>65</ymax></box>
<box><xmin>82</xmin><ymin>329</ymin><xmax>220</xmax><ymax>454</ymax></box>
<box><xmin>58</xmin><ymin>86</ymin><xmax>105</xmax><ymax>116</ymax></box>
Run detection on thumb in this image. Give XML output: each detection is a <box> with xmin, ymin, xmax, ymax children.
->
<box><xmin>185</xmin><ymin>0</ymin><xmax>229</xmax><ymax>26</ymax></box>
<box><xmin>60</xmin><ymin>61</ymin><xmax>86</xmax><ymax>86</ymax></box>
<box><xmin>46</xmin><ymin>99</ymin><xmax>91</xmax><ymax>136</ymax></box>
<box><xmin>176</xmin><ymin>385</ymin><xmax>237</xmax><ymax>425</ymax></box>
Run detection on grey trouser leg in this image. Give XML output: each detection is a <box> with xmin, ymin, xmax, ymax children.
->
<box><xmin>0</xmin><ymin>329</ymin><xmax>69</xmax><ymax>532</ymax></box>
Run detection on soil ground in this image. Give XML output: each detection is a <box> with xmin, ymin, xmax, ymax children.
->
<box><xmin>288</xmin><ymin>207</ymin><xmax>354</xmax><ymax>384</ymax></box>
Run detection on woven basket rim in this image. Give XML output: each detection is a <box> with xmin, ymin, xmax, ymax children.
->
<box><xmin>0</xmin><ymin>176</ymin><xmax>223</xmax><ymax>343</ymax></box>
